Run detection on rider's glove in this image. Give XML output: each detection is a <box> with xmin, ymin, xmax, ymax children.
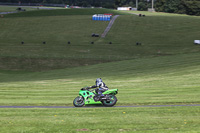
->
<box><xmin>103</xmin><ymin>88</ymin><xmax>108</xmax><ymax>91</ymax></box>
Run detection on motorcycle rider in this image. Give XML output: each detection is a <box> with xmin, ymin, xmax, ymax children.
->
<box><xmin>87</xmin><ymin>78</ymin><xmax>108</xmax><ymax>97</ymax></box>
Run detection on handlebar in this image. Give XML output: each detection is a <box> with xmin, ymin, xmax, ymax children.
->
<box><xmin>81</xmin><ymin>88</ymin><xmax>88</xmax><ymax>90</ymax></box>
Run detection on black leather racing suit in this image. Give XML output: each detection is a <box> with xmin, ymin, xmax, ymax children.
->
<box><xmin>89</xmin><ymin>82</ymin><xmax>108</xmax><ymax>95</ymax></box>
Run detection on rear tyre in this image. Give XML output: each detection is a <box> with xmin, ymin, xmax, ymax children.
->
<box><xmin>102</xmin><ymin>95</ymin><xmax>117</xmax><ymax>107</ymax></box>
<box><xmin>73</xmin><ymin>96</ymin><xmax>85</xmax><ymax>107</ymax></box>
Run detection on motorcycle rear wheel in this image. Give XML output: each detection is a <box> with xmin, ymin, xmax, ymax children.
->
<box><xmin>102</xmin><ymin>95</ymin><xmax>117</xmax><ymax>107</ymax></box>
<box><xmin>73</xmin><ymin>96</ymin><xmax>85</xmax><ymax>107</ymax></box>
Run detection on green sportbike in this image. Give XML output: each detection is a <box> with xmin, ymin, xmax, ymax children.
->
<box><xmin>73</xmin><ymin>87</ymin><xmax>118</xmax><ymax>107</ymax></box>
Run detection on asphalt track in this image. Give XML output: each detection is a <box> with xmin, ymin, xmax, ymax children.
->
<box><xmin>101</xmin><ymin>15</ymin><xmax>120</xmax><ymax>38</ymax></box>
<box><xmin>1</xmin><ymin>104</ymin><xmax>200</xmax><ymax>108</ymax></box>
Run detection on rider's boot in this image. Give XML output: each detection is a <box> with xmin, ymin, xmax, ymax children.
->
<box><xmin>96</xmin><ymin>94</ymin><xmax>104</xmax><ymax>98</ymax></box>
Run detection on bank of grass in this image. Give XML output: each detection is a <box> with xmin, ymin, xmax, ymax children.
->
<box><xmin>104</xmin><ymin>14</ymin><xmax>200</xmax><ymax>51</ymax></box>
<box><xmin>0</xmin><ymin>106</ymin><xmax>200</xmax><ymax>133</ymax></box>
<box><xmin>1</xmin><ymin>8</ymin><xmax>200</xmax><ymax>133</ymax></box>
<box><xmin>4</xmin><ymin>8</ymin><xmax>128</xmax><ymax>18</ymax></box>
<box><xmin>0</xmin><ymin>53</ymin><xmax>200</xmax><ymax>106</ymax></box>
<box><xmin>0</xmin><ymin>8</ymin><xmax>200</xmax><ymax>106</ymax></box>
<box><xmin>0</xmin><ymin>6</ymin><xmax>40</xmax><ymax>12</ymax></box>
<box><xmin>0</xmin><ymin>14</ymin><xmax>111</xmax><ymax>70</ymax></box>
<box><xmin>121</xmin><ymin>10</ymin><xmax>190</xmax><ymax>16</ymax></box>
<box><xmin>1</xmin><ymin>10</ymin><xmax>200</xmax><ymax>70</ymax></box>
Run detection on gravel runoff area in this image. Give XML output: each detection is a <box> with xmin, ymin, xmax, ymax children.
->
<box><xmin>0</xmin><ymin>104</ymin><xmax>200</xmax><ymax>108</ymax></box>
<box><xmin>101</xmin><ymin>15</ymin><xmax>120</xmax><ymax>38</ymax></box>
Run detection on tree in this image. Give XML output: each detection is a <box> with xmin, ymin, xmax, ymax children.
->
<box><xmin>137</xmin><ymin>0</ymin><xmax>151</xmax><ymax>11</ymax></box>
<box><xmin>155</xmin><ymin>0</ymin><xmax>166</xmax><ymax>12</ymax></box>
<box><xmin>155</xmin><ymin>0</ymin><xmax>186</xmax><ymax>14</ymax></box>
<box><xmin>184</xmin><ymin>0</ymin><xmax>200</xmax><ymax>15</ymax></box>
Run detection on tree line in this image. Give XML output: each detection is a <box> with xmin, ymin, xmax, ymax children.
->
<box><xmin>155</xmin><ymin>0</ymin><xmax>200</xmax><ymax>16</ymax></box>
<box><xmin>115</xmin><ymin>0</ymin><xmax>200</xmax><ymax>16</ymax></box>
<box><xmin>1</xmin><ymin>0</ymin><xmax>199</xmax><ymax>15</ymax></box>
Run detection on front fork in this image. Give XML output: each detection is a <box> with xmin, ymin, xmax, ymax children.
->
<box><xmin>77</xmin><ymin>96</ymin><xmax>84</xmax><ymax>102</ymax></box>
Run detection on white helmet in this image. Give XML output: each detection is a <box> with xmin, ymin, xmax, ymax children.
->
<box><xmin>96</xmin><ymin>78</ymin><xmax>102</xmax><ymax>86</ymax></box>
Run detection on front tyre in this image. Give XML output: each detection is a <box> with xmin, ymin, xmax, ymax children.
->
<box><xmin>102</xmin><ymin>95</ymin><xmax>117</xmax><ymax>107</ymax></box>
<box><xmin>73</xmin><ymin>96</ymin><xmax>85</xmax><ymax>107</ymax></box>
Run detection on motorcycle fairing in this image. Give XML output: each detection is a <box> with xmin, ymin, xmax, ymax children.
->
<box><xmin>78</xmin><ymin>89</ymin><xmax>118</xmax><ymax>105</ymax></box>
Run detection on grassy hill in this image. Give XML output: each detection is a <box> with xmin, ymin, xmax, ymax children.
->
<box><xmin>1</xmin><ymin>8</ymin><xmax>200</xmax><ymax>70</ymax></box>
<box><xmin>1</xmin><ymin>52</ymin><xmax>200</xmax><ymax>132</ymax></box>
<box><xmin>0</xmin><ymin>8</ymin><xmax>200</xmax><ymax>133</ymax></box>
<box><xmin>1</xmin><ymin>52</ymin><xmax>200</xmax><ymax>105</ymax></box>
<box><xmin>0</xmin><ymin>5</ymin><xmax>42</xmax><ymax>12</ymax></box>
<box><xmin>5</xmin><ymin>8</ymin><xmax>128</xmax><ymax>17</ymax></box>
<box><xmin>1</xmin><ymin>7</ymin><xmax>200</xmax><ymax>105</ymax></box>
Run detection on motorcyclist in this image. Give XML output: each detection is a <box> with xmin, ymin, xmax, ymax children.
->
<box><xmin>87</xmin><ymin>78</ymin><xmax>109</xmax><ymax>97</ymax></box>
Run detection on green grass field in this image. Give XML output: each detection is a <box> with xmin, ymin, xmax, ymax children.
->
<box><xmin>1</xmin><ymin>107</ymin><xmax>200</xmax><ymax>133</ymax></box>
<box><xmin>0</xmin><ymin>5</ymin><xmax>63</xmax><ymax>12</ymax></box>
<box><xmin>0</xmin><ymin>7</ymin><xmax>200</xmax><ymax>132</ymax></box>
<box><xmin>0</xmin><ymin>6</ymin><xmax>36</xmax><ymax>12</ymax></box>
<box><xmin>1</xmin><ymin>53</ymin><xmax>200</xmax><ymax>106</ymax></box>
<box><xmin>1</xmin><ymin>9</ymin><xmax>200</xmax><ymax>70</ymax></box>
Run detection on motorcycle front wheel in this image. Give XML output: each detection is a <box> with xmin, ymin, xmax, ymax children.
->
<box><xmin>102</xmin><ymin>95</ymin><xmax>117</xmax><ymax>107</ymax></box>
<box><xmin>73</xmin><ymin>96</ymin><xmax>85</xmax><ymax>107</ymax></box>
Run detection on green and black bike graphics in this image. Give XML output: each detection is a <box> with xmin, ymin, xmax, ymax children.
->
<box><xmin>73</xmin><ymin>88</ymin><xmax>118</xmax><ymax>107</ymax></box>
